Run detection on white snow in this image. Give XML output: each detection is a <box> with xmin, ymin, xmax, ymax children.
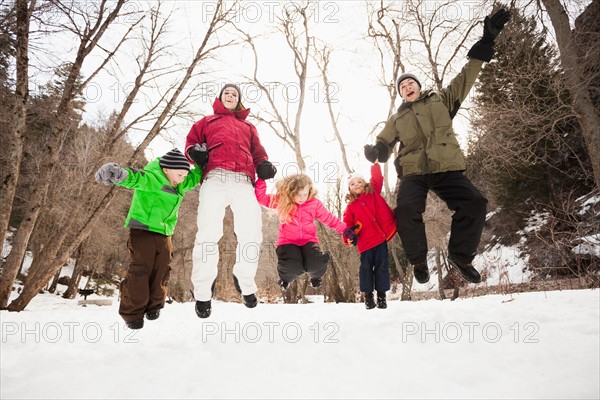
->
<box><xmin>576</xmin><ymin>195</ymin><xmax>599</xmax><ymax>215</ymax></box>
<box><xmin>572</xmin><ymin>234</ymin><xmax>600</xmax><ymax>257</ymax></box>
<box><xmin>1</xmin><ymin>289</ymin><xmax>598</xmax><ymax>399</ymax></box>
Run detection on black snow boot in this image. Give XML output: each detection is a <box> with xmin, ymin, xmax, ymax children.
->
<box><xmin>145</xmin><ymin>309</ymin><xmax>160</xmax><ymax>320</ymax></box>
<box><xmin>448</xmin><ymin>258</ymin><xmax>481</xmax><ymax>284</ymax></box>
<box><xmin>126</xmin><ymin>319</ymin><xmax>144</xmax><ymax>330</ymax></box>
<box><xmin>364</xmin><ymin>292</ymin><xmax>376</xmax><ymax>310</ymax></box>
<box><xmin>242</xmin><ymin>293</ymin><xmax>258</xmax><ymax>308</ymax></box>
<box><xmin>195</xmin><ymin>300</ymin><xmax>212</xmax><ymax>318</ymax></box>
<box><xmin>413</xmin><ymin>262</ymin><xmax>430</xmax><ymax>284</ymax></box>
<box><xmin>376</xmin><ymin>291</ymin><xmax>387</xmax><ymax>309</ymax></box>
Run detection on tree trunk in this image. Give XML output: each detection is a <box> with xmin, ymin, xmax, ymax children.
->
<box><xmin>47</xmin><ymin>269</ymin><xmax>61</xmax><ymax>294</ymax></box>
<box><xmin>541</xmin><ymin>0</ymin><xmax>600</xmax><ymax>189</ymax></box>
<box><xmin>400</xmin><ymin>265</ymin><xmax>414</xmax><ymax>301</ymax></box>
<box><xmin>1</xmin><ymin>0</ymin><xmax>126</xmax><ymax>310</ymax></box>
<box><xmin>435</xmin><ymin>247</ymin><xmax>446</xmax><ymax>300</ymax></box>
<box><xmin>6</xmin><ymin>1</ymin><xmax>232</xmax><ymax>311</ymax></box>
<box><xmin>0</xmin><ymin>0</ymin><xmax>33</xmax><ymax>308</ymax></box>
<box><xmin>63</xmin><ymin>245</ymin><xmax>84</xmax><ymax>299</ymax></box>
<box><xmin>320</xmin><ymin>229</ymin><xmax>356</xmax><ymax>303</ymax></box>
<box><xmin>214</xmin><ymin>207</ymin><xmax>237</xmax><ymax>301</ymax></box>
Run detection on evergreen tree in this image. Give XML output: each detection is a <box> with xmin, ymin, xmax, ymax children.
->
<box><xmin>468</xmin><ymin>6</ymin><xmax>595</xmax><ymax>276</ymax></box>
<box><xmin>0</xmin><ymin>2</ymin><xmax>15</xmax><ymax>88</ymax></box>
<box><xmin>469</xmin><ymin>7</ymin><xmax>592</xmax><ymax>222</ymax></box>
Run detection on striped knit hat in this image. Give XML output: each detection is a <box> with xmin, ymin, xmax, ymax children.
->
<box><xmin>159</xmin><ymin>148</ymin><xmax>191</xmax><ymax>171</ymax></box>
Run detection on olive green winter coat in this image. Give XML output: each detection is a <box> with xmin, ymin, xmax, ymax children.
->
<box><xmin>376</xmin><ymin>58</ymin><xmax>484</xmax><ymax>177</ymax></box>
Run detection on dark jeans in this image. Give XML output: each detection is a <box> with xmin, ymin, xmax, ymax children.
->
<box><xmin>359</xmin><ymin>241</ymin><xmax>391</xmax><ymax>292</ymax></box>
<box><xmin>119</xmin><ymin>229</ymin><xmax>172</xmax><ymax>322</ymax></box>
<box><xmin>395</xmin><ymin>171</ymin><xmax>487</xmax><ymax>266</ymax></box>
<box><xmin>276</xmin><ymin>242</ymin><xmax>330</xmax><ymax>283</ymax></box>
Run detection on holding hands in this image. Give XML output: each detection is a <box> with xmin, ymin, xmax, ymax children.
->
<box><xmin>187</xmin><ymin>143</ymin><xmax>209</xmax><ymax>170</ymax></box>
<box><xmin>364</xmin><ymin>144</ymin><xmax>379</xmax><ymax>163</ymax></box>
<box><xmin>364</xmin><ymin>142</ymin><xmax>390</xmax><ymax>164</ymax></box>
<box><xmin>343</xmin><ymin>227</ymin><xmax>358</xmax><ymax>246</ymax></box>
<box><xmin>257</xmin><ymin>160</ymin><xmax>277</xmax><ymax>180</ymax></box>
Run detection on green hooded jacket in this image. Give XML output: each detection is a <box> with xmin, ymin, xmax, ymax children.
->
<box><xmin>117</xmin><ymin>158</ymin><xmax>202</xmax><ymax>236</ymax></box>
<box><xmin>377</xmin><ymin>58</ymin><xmax>484</xmax><ymax>177</ymax></box>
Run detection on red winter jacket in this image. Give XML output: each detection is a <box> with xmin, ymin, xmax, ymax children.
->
<box><xmin>255</xmin><ymin>179</ymin><xmax>348</xmax><ymax>247</ymax></box>
<box><xmin>343</xmin><ymin>164</ymin><xmax>397</xmax><ymax>253</ymax></box>
<box><xmin>185</xmin><ymin>98</ymin><xmax>268</xmax><ymax>182</ymax></box>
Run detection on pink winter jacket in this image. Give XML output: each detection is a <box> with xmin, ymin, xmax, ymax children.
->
<box><xmin>255</xmin><ymin>179</ymin><xmax>347</xmax><ymax>247</ymax></box>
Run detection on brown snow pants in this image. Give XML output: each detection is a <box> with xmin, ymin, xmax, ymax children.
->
<box><xmin>119</xmin><ymin>229</ymin><xmax>173</xmax><ymax>322</ymax></box>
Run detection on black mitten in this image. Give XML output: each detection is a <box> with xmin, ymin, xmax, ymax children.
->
<box><xmin>187</xmin><ymin>143</ymin><xmax>209</xmax><ymax>169</ymax></box>
<box><xmin>467</xmin><ymin>41</ymin><xmax>495</xmax><ymax>62</ymax></box>
<box><xmin>343</xmin><ymin>228</ymin><xmax>358</xmax><ymax>246</ymax></box>
<box><xmin>482</xmin><ymin>8</ymin><xmax>511</xmax><ymax>44</ymax></box>
<box><xmin>256</xmin><ymin>160</ymin><xmax>277</xmax><ymax>179</ymax></box>
<box><xmin>374</xmin><ymin>141</ymin><xmax>390</xmax><ymax>163</ymax></box>
<box><xmin>364</xmin><ymin>144</ymin><xmax>379</xmax><ymax>163</ymax></box>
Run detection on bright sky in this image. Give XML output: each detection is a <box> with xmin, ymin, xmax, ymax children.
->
<box><xmin>70</xmin><ymin>0</ymin><xmax>486</xmax><ymax>194</ymax></box>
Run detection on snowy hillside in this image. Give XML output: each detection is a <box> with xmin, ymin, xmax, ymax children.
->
<box><xmin>1</xmin><ymin>289</ymin><xmax>598</xmax><ymax>399</ymax></box>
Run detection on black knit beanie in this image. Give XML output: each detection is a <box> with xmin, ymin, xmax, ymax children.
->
<box><xmin>218</xmin><ymin>83</ymin><xmax>242</xmax><ymax>110</ymax></box>
<box><xmin>159</xmin><ymin>148</ymin><xmax>191</xmax><ymax>171</ymax></box>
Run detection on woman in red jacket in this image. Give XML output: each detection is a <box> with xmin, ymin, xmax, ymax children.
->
<box><xmin>255</xmin><ymin>174</ymin><xmax>357</xmax><ymax>290</ymax></box>
<box><xmin>343</xmin><ymin>162</ymin><xmax>396</xmax><ymax>310</ymax></box>
<box><xmin>185</xmin><ymin>83</ymin><xmax>277</xmax><ymax>318</ymax></box>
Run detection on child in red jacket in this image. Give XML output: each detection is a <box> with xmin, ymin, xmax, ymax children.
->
<box><xmin>343</xmin><ymin>162</ymin><xmax>396</xmax><ymax>309</ymax></box>
<box><xmin>256</xmin><ymin>174</ymin><xmax>357</xmax><ymax>290</ymax></box>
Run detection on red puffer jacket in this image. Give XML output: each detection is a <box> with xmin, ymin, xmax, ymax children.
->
<box><xmin>255</xmin><ymin>179</ymin><xmax>347</xmax><ymax>247</ymax></box>
<box><xmin>343</xmin><ymin>164</ymin><xmax>397</xmax><ymax>253</ymax></box>
<box><xmin>185</xmin><ymin>98</ymin><xmax>268</xmax><ymax>181</ymax></box>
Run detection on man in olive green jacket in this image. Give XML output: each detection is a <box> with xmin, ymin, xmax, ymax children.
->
<box><xmin>364</xmin><ymin>9</ymin><xmax>511</xmax><ymax>285</ymax></box>
<box><xmin>95</xmin><ymin>148</ymin><xmax>203</xmax><ymax>329</ymax></box>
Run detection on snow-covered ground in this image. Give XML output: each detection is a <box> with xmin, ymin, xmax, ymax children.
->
<box><xmin>2</xmin><ymin>197</ymin><xmax>598</xmax><ymax>399</ymax></box>
<box><xmin>1</xmin><ymin>288</ymin><xmax>598</xmax><ymax>399</ymax></box>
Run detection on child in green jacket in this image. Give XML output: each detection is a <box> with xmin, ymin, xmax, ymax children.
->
<box><xmin>95</xmin><ymin>148</ymin><xmax>203</xmax><ymax>329</ymax></box>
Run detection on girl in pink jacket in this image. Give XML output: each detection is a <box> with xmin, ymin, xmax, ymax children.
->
<box><xmin>255</xmin><ymin>174</ymin><xmax>357</xmax><ymax>290</ymax></box>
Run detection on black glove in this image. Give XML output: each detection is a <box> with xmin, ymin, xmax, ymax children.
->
<box><xmin>187</xmin><ymin>143</ymin><xmax>209</xmax><ymax>169</ymax></box>
<box><xmin>468</xmin><ymin>9</ymin><xmax>511</xmax><ymax>62</ymax></box>
<box><xmin>343</xmin><ymin>228</ymin><xmax>358</xmax><ymax>246</ymax></box>
<box><xmin>364</xmin><ymin>144</ymin><xmax>378</xmax><ymax>163</ymax></box>
<box><xmin>481</xmin><ymin>8</ymin><xmax>511</xmax><ymax>44</ymax></box>
<box><xmin>374</xmin><ymin>141</ymin><xmax>390</xmax><ymax>162</ymax></box>
<box><xmin>467</xmin><ymin>41</ymin><xmax>495</xmax><ymax>62</ymax></box>
<box><xmin>256</xmin><ymin>160</ymin><xmax>277</xmax><ymax>179</ymax></box>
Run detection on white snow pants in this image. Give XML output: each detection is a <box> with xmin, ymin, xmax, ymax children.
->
<box><xmin>191</xmin><ymin>169</ymin><xmax>263</xmax><ymax>301</ymax></box>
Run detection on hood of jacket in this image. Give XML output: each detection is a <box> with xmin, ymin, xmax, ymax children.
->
<box><xmin>212</xmin><ymin>97</ymin><xmax>251</xmax><ymax>120</ymax></box>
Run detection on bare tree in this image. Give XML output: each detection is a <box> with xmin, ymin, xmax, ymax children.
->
<box><xmin>0</xmin><ymin>0</ymin><xmax>128</xmax><ymax>308</ymax></box>
<box><xmin>312</xmin><ymin>42</ymin><xmax>352</xmax><ymax>175</ymax></box>
<box><xmin>237</xmin><ymin>1</ymin><xmax>317</xmax><ymax>171</ymax></box>
<box><xmin>0</xmin><ymin>0</ymin><xmax>33</xmax><ymax>268</ymax></box>
<box><xmin>4</xmin><ymin>0</ymin><xmax>239</xmax><ymax>311</ymax></box>
<box><xmin>539</xmin><ymin>0</ymin><xmax>600</xmax><ymax>189</ymax></box>
<box><xmin>366</xmin><ymin>0</ymin><xmax>406</xmax><ymax>196</ymax></box>
<box><xmin>403</xmin><ymin>0</ymin><xmax>479</xmax><ymax>89</ymax></box>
